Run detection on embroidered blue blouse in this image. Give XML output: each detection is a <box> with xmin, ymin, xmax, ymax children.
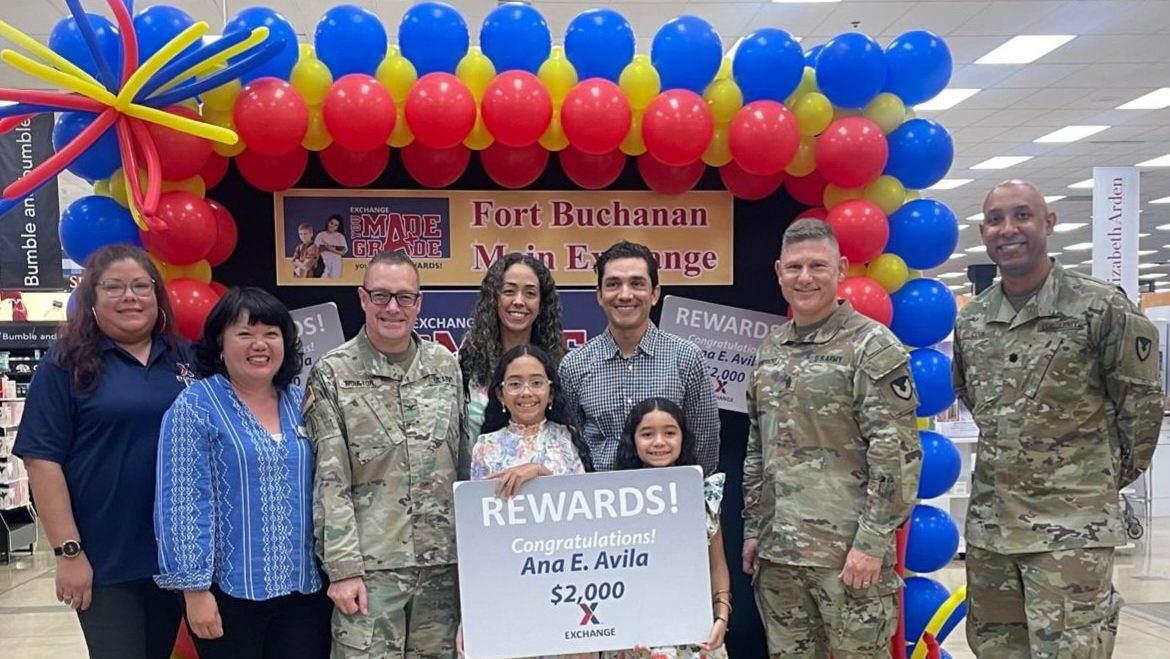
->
<box><xmin>154</xmin><ymin>374</ymin><xmax>322</xmax><ymax>600</ymax></box>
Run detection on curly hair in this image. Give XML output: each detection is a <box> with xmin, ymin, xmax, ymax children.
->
<box><xmin>481</xmin><ymin>344</ymin><xmax>593</xmax><ymax>472</ymax></box>
<box><xmin>194</xmin><ymin>287</ymin><xmax>305</xmax><ymax>390</ymax></box>
<box><xmin>459</xmin><ymin>253</ymin><xmax>566</xmax><ymax>392</ymax></box>
<box><xmin>54</xmin><ymin>244</ymin><xmax>181</xmax><ymax>392</ymax></box>
<box><xmin>614</xmin><ymin>398</ymin><xmax>698</xmax><ymax>470</ymax></box>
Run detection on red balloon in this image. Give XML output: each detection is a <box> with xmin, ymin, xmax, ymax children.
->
<box><xmin>204</xmin><ymin>199</ymin><xmax>237</xmax><ymax>267</ymax></box>
<box><xmin>146</xmin><ymin>106</ymin><xmax>213</xmax><ymax>180</ymax></box>
<box><xmin>401</xmin><ymin>142</ymin><xmax>470</xmax><ymax>188</ymax></box>
<box><xmin>235</xmin><ymin>148</ymin><xmax>308</xmax><ymax>192</ymax></box>
<box><xmin>642</xmin><ymin>90</ymin><xmax>714</xmax><ymax>167</ymax></box>
<box><xmin>198</xmin><ymin>153</ymin><xmax>229</xmax><ymax>189</ymax></box>
<box><xmin>785</xmin><ymin>170</ymin><xmax>828</xmax><ymax>206</ymax></box>
<box><xmin>838</xmin><ymin>276</ymin><xmax>892</xmax><ymax>326</ymax></box>
<box><xmin>208</xmin><ymin>281</ymin><xmax>228</xmax><ymax>297</ymax></box>
<box><xmin>480</xmin><ymin>142</ymin><xmax>549</xmax><ymax>189</ymax></box>
<box><xmin>233</xmin><ymin>77</ymin><xmax>309</xmax><ymax>156</ymax></box>
<box><xmin>729</xmin><ymin>101</ymin><xmax>800</xmax><ymax>175</ymax></box>
<box><xmin>482</xmin><ymin>71</ymin><xmax>553</xmax><ymax>147</ymax></box>
<box><xmin>167</xmin><ymin>278</ymin><xmax>221</xmax><ymax>341</ymax></box>
<box><xmin>796</xmin><ymin>206</ymin><xmax>829</xmax><ymax>220</ymax></box>
<box><xmin>559</xmin><ymin>146</ymin><xmax>626</xmax><ymax>190</ymax></box>
<box><xmin>323</xmin><ymin>74</ymin><xmax>397</xmax><ymax>152</ymax></box>
<box><xmin>826</xmin><ymin>199</ymin><xmax>890</xmax><ymax>264</ymax></box>
<box><xmin>637</xmin><ymin>154</ymin><xmax>704</xmax><ymax>195</ymax></box>
<box><xmin>320</xmin><ymin>144</ymin><xmax>391</xmax><ymax>187</ymax></box>
<box><xmin>561</xmin><ymin>79</ymin><xmax>631</xmax><ymax>155</ymax></box>
<box><xmin>816</xmin><ymin>117</ymin><xmax>889</xmax><ymax>188</ymax></box>
<box><xmin>405</xmin><ymin>73</ymin><xmax>476</xmax><ymax>149</ymax></box>
<box><xmin>718</xmin><ymin>161</ymin><xmax>784</xmax><ymax>200</ymax></box>
<box><xmin>140</xmin><ymin>192</ymin><xmax>217</xmax><ymax>265</ymax></box>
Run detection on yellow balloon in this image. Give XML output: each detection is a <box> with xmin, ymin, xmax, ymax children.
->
<box><xmin>785</xmin><ymin>136</ymin><xmax>817</xmax><ymax>177</ymax></box>
<box><xmin>108</xmin><ymin>168</ymin><xmax>129</xmax><ymax>207</ymax></box>
<box><xmin>93</xmin><ymin>179</ymin><xmax>111</xmax><ymax>196</ymax></box>
<box><xmin>153</xmin><ymin>27</ymin><xmax>269</xmax><ymax>96</ymax></box>
<box><xmin>148</xmin><ymin>255</ymin><xmax>173</xmax><ymax>281</ymax></box>
<box><xmin>0</xmin><ymin>49</ymin><xmax>115</xmax><ymax>105</ymax></box>
<box><xmin>464</xmin><ymin>110</ymin><xmax>494</xmax><ymax>150</ymax></box>
<box><xmin>702</xmin><ymin>125</ymin><xmax>732</xmax><ymax>167</ymax></box>
<box><xmin>846</xmin><ymin>263</ymin><xmax>868</xmax><ymax>278</ymax></box>
<box><xmin>201</xmin><ymin>79</ymin><xmax>241</xmax><ymax>112</ymax></box>
<box><xmin>784</xmin><ymin>67</ymin><xmax>818</xmax><ymax>106</ymax></box>
<box><xmin>298</xmin><ymin>43</ymin><xmax>316</xmax><ymax>60</ymax></box>
<box><xmin>117</xmin><ymin>22</ymin><xmax>209</xmax><ymax>109</ymax></box>
<box><xmin>539</xmin><ymin>111</ymin><xmax>569</xmax><ymax>151</ymax></box>
<box><xmin>793</xmin><ymin>92</ymin><xmax>832</xmax><ymax>137</ymax></box>
<box><xmin>291</xmin><ymin>56</ymin><xmax>333</xmax><ymax>106</ymax></box>
<box><xmin>867</xmin><ymin>253</ymin><xmax>910</xmax><ymax>293</ymax></box>
<box><xmin>716</xmin><ymin>56</ymin><xmax>732</xmax><ymax>81</ymax></box>
<box><xmin>864</xmin><ymin>93</ymin><xmax>906</xmax><ymax>134</ymax></box>
<box><xmin>303</xmin><ymin>106</ymin><xmax>333</xmax><ymax>151</ymax></box>
<box><xmin>124</xmin><ymin>103</ymin><xmax>236</xmax><ymax>145</ymax></box>
<box><xmin>0</xmin><ymin>20</ymin><xmax>104</xmax><ymax>89</ymax></box>
<box><xmin>538</xmin><ymin>53</ymin><xmax>578</xmax><ymax>107</ymax></box>
<box><xmin>904</xmin><ymin>108</ymin><xmax>917</xmax><ymax>120</ymax></box>
<box><xmin>456</xmin><ymin>47</ymin><xmax>496</xmax><ymax>102</ymax></box>
<box><xmin>619</xmin><ymin>59</ymin><xmax>661</xmax><ymax>111</ymax></box>
<box><xmin>833</xmin><ymin>106</ymin><xmax>862</xmax><ymax>122</ymax></box>
<box><xmin>204</xmin><ymin>109</ymin><xmax>246</xmax><ymax>157</ymax></box>
<box><xmin>823</xmin><ymin>183</ymin><xmax>863</xmax><ymax>210</ymax></box>
<box><xmin>864</xmin><ymin>175</ymin><xmax>906</xmax><ymax>216</ymax></box>
<box><xmin>703</xmin><ymin>78</ymin><xmax>742</xmax><ymax>125</ymax></box>
<box><xmin>162</xmin><ymin>176</ymin><xmax>206</xmax><ymax>198</ymax></box>
<box><xmin>376</xmin><ymin>47</ymin><xmax>418</xmax><ymax>104</ymax></box>
<box><xmin>905</xmin><ymin>189</ymin><xmax>921</xmax><ymax>201</ymax></box>
<box><xmin>908</xmin><ymin>269</ymin><xmax>923</xmax><ymax>280</ymax></box>
<box><xmin>172</xmin><ymin>260</ymin><xmax>213</xmax><ymax>284</ymax></box>
<box><xmin>388</xmin><ymin>109</ymin><xmax>414</xmax><ymax>147</ymax></box>
<box><xmin>916</xmin><ymin>417</ymin><xmax>931</xmax><ymax>430</ymax></box>
<box><xmin>620</xmin><ymin>111</ymin><xmax>646</xmax><ymax>156</ymax></box>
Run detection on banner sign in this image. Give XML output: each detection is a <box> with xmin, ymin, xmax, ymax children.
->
<box><xmin>0</xmin><ymin>322</ymin><xmax>60</xmax><ymax>349</ymax></box>
<box><xmin>659</xmin><ymin>295</ymin><xmax>785</xmax><ymax>414</ymax></box>
<box><xmin>1092</xmin><ymin>167</ymin><xmax>1139</xmax><ymax>303</ymax></box>
<box><xmin>414</xmin><ymin>290</ymin><xmax>607</xmax><ymax>353</ymax></box>
<box><xmin>274</xmin><ymin>189</ymin><xmax>734</xmax><ymax>286</ymax></box>
<box><xmin>289</xmin><ymin>302</ymin><xmax>346</xmax><ymax>388</ymax></box>
<box><xmin>0</xmin><ymin>115</ymin><xmax>63</xmax><ymax>290</ymax></box>
<box><xmin>455</xmin><ymin>466</ymin><xmax>711</xmax><ymax>658</ymax></box>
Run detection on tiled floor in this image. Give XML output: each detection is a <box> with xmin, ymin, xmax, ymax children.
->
<box><xmin>4</xmin><ymin>527</ymin><xmax>1170</xmax><ymax>658</ymax></box>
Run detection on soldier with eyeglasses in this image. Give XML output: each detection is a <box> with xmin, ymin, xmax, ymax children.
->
<box><xmin>303</xmin><ymin>250</ymin><xmax>466</xmax><ymax>659</ymax></box>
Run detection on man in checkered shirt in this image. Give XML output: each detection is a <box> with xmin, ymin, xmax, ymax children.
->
<box><xmin>558</xmin><ymin>241</ymin><xmax>720</xmax><ymax>474</ymax></box>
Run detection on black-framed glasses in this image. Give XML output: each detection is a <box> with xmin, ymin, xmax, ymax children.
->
<box><xmin>97</xmin><ymin>278</ymin><xmax>155</xmax><ymax>298</ymax></box>
<box><xmin>361</xmin><ymin>287</ymin><xmax>420</xmax><ymax>308</ymax></box>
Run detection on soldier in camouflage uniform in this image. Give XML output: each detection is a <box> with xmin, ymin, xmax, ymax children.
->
<box><xmin>304</xmin><ymin>250</ymin><xmax>466</xmax><ymax>659</ymax></box>
<box><xmin>743</xmin><ymin>219</ymin><xmax>922</xmax><ymax>659</ymax></box>
<box><xmin>953</xmin><ymin>180</ymin><xmax>1163</xmax><ymax>659</ymax></box>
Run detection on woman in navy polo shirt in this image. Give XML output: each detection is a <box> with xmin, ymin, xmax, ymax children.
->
<box><xmin>15</xmin><ymin>244</ymin><xmax>192</xmax><ymax>659</ymax></box>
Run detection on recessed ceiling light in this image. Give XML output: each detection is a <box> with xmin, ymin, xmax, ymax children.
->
<box><xmin>1044</xmin><ymin>195</ymin><xmax>1066</xmax><ymax>203</ymax></box>
<box><xmin>1068</xmin><ymin>178</ymin><xmax>1094</xmax><ymax>189</ymax></box>
<box><xmin>914</xmin><ymin>88</ymin><xmax>981</xmax><ymax>111</ymax></box>
<box><xmin>975</xmin><ymin>35</ymin><xmax>1075</xmax><ymax>64</ymax></box>
<box><xmin>1065</xmin><ymin>242</ymin><xmax>1094</xmax><ymax>251</ymax></box>
<box><xmin>1137</xmin><ymin>154</ymin><xmax>1170</xmax><ymax>167</ymax></box>
<box><xmin>1118</xmin><ymin>88</ymin><xmax>1170</xmax><ymax>110</ymax></box>
<box><xmin>929</xmin><ymin>179</ymin><xmax>974</xmax><ymax>190</ymax></box>
<box><xmin>1053</xmin><ymin>222</ymin><xmax>1087</xmax><ymax>233</ymax></box>
<box><xmin>938</xmin><ymin>272</ymin><xmax>966</xmax><ymax>279</ymax></box>
<box><xmin>1033</xmin><ymin>125</ymin><xmax>1109</xmax><ymax>143</ymax></box>
<box><xmin>949</xmin><ymin>253</ymin><xmax>968</xmax><ymax>260</ymax></box>
<box><xmin>971</xmin><ymin>156</ymin><xmax>1034</xmax><ymax>170</ymax></box>
<box><xmin>966</xmin><ymin>212</ymin><xmax>984</xmax><ymax>221</ymax></box>
<box><xmin>1152</xmin><ymin>196</ymin><xmax>1170</xmax><ymax>204</ymax></box>
<box><xmin>964</xmin><ymin>245</ymin><xmax>987</xmax><ymax>253</ymax></box>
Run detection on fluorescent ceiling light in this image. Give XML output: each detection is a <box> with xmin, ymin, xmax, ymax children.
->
<box><xmin>1047</xmin><ymin>251</ymin><xmax>1063</xmax><ymax>257</ymax></box>
<box><xmin>1137</xmin><ymin>154</ymin><xmax>1170</xmax><ymax>167</ymax></box>
<box><xmin>1033</xmin><ymin>125</ymin><xmax>1109</xmax><ymax>143</ymax></box>
<box><xmin>1141</xmin><ymin>273</ymin><xmax>1168</xmax><ymax>280</ymax></box>
<box><xmin>1118</xmin><ymin>88</ymin><xmax>1170</xmax><ymax>110</ymax></box>
<box><xmin>1081</xmin><ymin>259</ymin><xmax>1093</xmax><ymax>265</ymax></box>
<box><xmin>975</xmin><ymin>35</ymin><xmax>1075</xmax><ymax>64</ymax></box>
<box><xmin>1139</xmin><ymin>263</ymin><xmax>1160</xmax><ymax>270</ymax></box>
<box><xmin>938</xmin><ymin>272</ymin><xmax>966</xmax><ymax>279</ymax></box>
<box><xmin>1044</xmin><ymin>195</ymin><xmax>1067</xmax><ymax>203</ymax></box>
<box><xmin>957</xmin><ymin>223</ymin><xmax>969</xmax><ymax>230</ymax></box>
<box><xmin>1152</xmin><ymin>196</ymin><xmax>1170</xmax><ymax>204</ymax></box>
<box><xmin>948</xmin><ymin>284</ymin><xmax>967</xmax><ymax>291</ymax></box>
<box><xmin>1139</xmin><ymin>249</ymin><xmax>1158</xmax><ymax>256</ymax></box>
<box><xmin>1140</xmin><ymin>232</ymin><xmax>1151</xmax><ymax>238</ymax></box>
<box><xmin>1065</xmin><ymin>242</ymin><xmax>1094</xmax><ymax>251</ymax></box>
<box><xmin>1052</xmin><ymin>222</ymin><xmax>1087</xmax><ymax>233</ymax></box>
<box><xmin>1068</xmin><ymin>178</ymin><xmax>1094</xmax><ymax>189</ymax></box>
<box><xmin>964</xmin><ymin>245</ymin><xmax>987</xmax><ymax>253</ymax></box>
<box><xmin>929</xmin><ymin>179</ymin><xmax>974</xmax><ymax>190</ymax></box>
<box><xmin>914</xmin><ymin>88</ymin><xmax>981</xmax><ymax>111</ymax></box>
<box><xmin>966</xmin><ymin>212</ymin><xmax>984</xmax><ymax>221</ymax></box>
<box><xmin>771</xmin><ymin>0</ymin><xmax>841</xmax><ymax>3</ymax></box>
<box><xmin>949</xmin><ymin>253</ymin><xmax>968</xmax><ymax>260</ymax></box>
<box><xmin>971</xmin><ymin>156</ymin><xmax>1033</xmax><ymax>170</ymax></box>
<box><xmin>1156</xmin><ymin>223</ymin><xmax>1170</xmax><ymax>231</ymax></box>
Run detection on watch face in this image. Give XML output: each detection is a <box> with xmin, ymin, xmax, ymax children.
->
<box><xmin>62</xmin><ymin>540</ymin><xmax>81</xmax><ymax>557</ymax></box>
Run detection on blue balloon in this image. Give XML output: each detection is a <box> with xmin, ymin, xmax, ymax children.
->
<box><xmin>891</xmin><ymin>278</ymin><xmax>957</xmax><ymax>348</ymax></box>
<box><xmin>651</xmin><ymin>15</ymin><xmax>722</xmax><ymax>94</ymax></box>
<box><xmin>315</xmin><ymin>4</ymin><xmax>388</xmax><ymax>77</ymax></box>
<box><xmin>804</xmin><ymin>44</ymin><xmax>824</xmax><ymax>68</ymax></box>
<box><xmin>905</xmin><ymin>504</ymin><xmax>960</xmax><ymax>573</ymax></box>
<box><xmin>399</xmin><ymin>1</ymin><xmax>469</xmax><ymax>76</ymax></box>
<box><xmin>59</xmin><ymin>196</ymin><xmax>142</xmax><ymax>265</ymax></box>
<box><xmin>887</xmin><ymin>198</ymin><xmax>960</xmax><ymax>270</ymax></box>
<box><xmin>481</xmin><ymin>3</ymin><xmax>551</xmax><ymax>74</ymax></box>
<box><xmin>53</xmin><ymin>112</ymin><xmax>120</xmax><ymax>182</ymax></box>
<box><xmin>564</xmin><ymin>8</ymin><xmax>635</xmax><ymax>82</ymax></box>
<box><xmin>732</xmin><ymin>28</ymin><xmax>804</xmax><ymax>103</ymax></box>
<box><xmin>938</xmin><ymin>599</ymin><xmax>968</xmax><ymax>644</ymax></box>
<box><xmin>815</xmin><ymin>32</ymin><xmax>886</xmax><ymax>108</ymax></box>
<box><xmin>910</xmin><ymin>347</ymin><xmax>955</xmax><ymax>417</ymax></box>
<box><xmin>224</xmin><ymin>7</ymin><xmax>298</xmax><ymax>82</ymax></box>
<box><xmin>49</xmin><ymin>13</ymin><xmax>122</xmax><ymax>85</ymax></box>
<box><xmin>884</xmin><ymin>30</ymin><xmax>952</xmax><ymax>106</ymax></box>
<box><xmin>917</xmin><ymin>431</ymin><xmax>961</xmax><ymax>499</ymax></box>
<box><xmin>133</xmin><ymin>5</ymin><xmax>197</xmax><ymax>65</ymax></box>
<box><xmin>904</xmin><ymin>576</ymin><xmax>950</xmax><ymax>644</ymax></box>
<box><xmin>885</xmin><ymin>118</ymin><xmax>954</xmax><ymax>190</ymax></box>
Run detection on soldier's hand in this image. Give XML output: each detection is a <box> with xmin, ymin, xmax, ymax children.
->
<box><xmin>741</xmin><ymin>538</ymin><xmax>759</xmax><ymax>575</ymax></box>
<box><xmin>184</xmin><ymin>590</ymin><xmax>224</xmax><ymax>639</ymax></box>
<box><xmin>487</xmin><ymin>464</ymin><xmax>552</xmax><ymax>498</ymax></box>
<box><xmin>328</xmin><ymin>576</ymin><xmax>369</xmax><ymax>616</ymax></box>
<box><xmin>839</xmin><ymin>548</ymin><xmax>882</xmax><ymax>589</ymax></box>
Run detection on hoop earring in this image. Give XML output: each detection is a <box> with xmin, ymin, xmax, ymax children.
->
<box><xmin>156</xmin><ymin>309</ymin><xmax>168</xmax><ymax>330</ymax></box>
<box><xmin>91</xmin><ymin>306</ymin><xmax>97</xmax><ymax>320</ymax></box>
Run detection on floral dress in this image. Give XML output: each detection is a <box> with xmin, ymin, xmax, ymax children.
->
<box><xmin>600</xmin><ymin>473</ymin><xmax>729</xmax><ymax>659</ymax></box>
<box><xmin>470</xmin><ymin>419</ymin><xmax>585</xmax><ymax>481</ymax></box>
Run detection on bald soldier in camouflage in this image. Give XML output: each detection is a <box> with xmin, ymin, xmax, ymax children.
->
<box><xmin>743</xmin><ymin>219</ymin><xmax>922</xmax><ymax>659</ymax></box>
<box><xmin>305</xmin><ymin>250</ymin><xmax>465</xmax><ymax>659</ymax></box>
<box><xmin>953</xmin><ymin>180</ymin><xmax>1163</xmax><ymax>659</ymax></box>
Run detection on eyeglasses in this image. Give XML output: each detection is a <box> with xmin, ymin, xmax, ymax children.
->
<box><xmin>97</xmin><ymin>279</ymin><xmax>155</xmax><ymax>298</ymax></box>
<box><xmin>501</xmin><ymin>378</ymin><xmax>550</xmax><ymax>395</ymax></box>
<box><xmin>361</xmin><ymin>287</ymin><xmax>420</xmax><ymax>308</ymax></box>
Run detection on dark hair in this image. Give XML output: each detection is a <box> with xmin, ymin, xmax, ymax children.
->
<box><xmin>194</xmin><ymin>287</ymin><xmax>304</xmax><ymax>389</ymax></box>
<box><xmin>54</xmin><ymin>244</ymin><xmax>180</xmax><ymax>392</ymax></box>
<box><xmin>326</xmin><ymin>214</ymin><xmax>344</xmax><ymax>232</ymax></box>
<box><xmin>364</xmin><ymin>249</ymin><xmax>419</xmax><ymax>286</ymax></box>
<box><xmin>481</xmin><ymin>344</ymin><xmax>593</xmax><ymax>472</ymax></box>
<box><xmin>459</xmin><ymin>253</ymin><xmax>566</xmax><ymax>391</ymax></box>
<box><xmin>615</xmin><ymin>398</ymin><xmax>698</xmax><ymax>470</ymax></box>
<box><xmin>594</xmin><ymin>240</ymin><xmax>659</xmax><ymax>289</ymax></box>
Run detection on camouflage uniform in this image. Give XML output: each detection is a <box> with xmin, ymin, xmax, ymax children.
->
<box><xmin>305</xmin><ymin>330</ymin><xmax>466</xmax><ymax>659</ymax></box>
<box><xmin>953</xmin><ymin>261</ymin><xmax>1163</xmax><ymax>659</ymax></box>
<box><xmin>744</xmin><ymin>301</ymin><xmax>922</xmax><ymax>659</ymax></box>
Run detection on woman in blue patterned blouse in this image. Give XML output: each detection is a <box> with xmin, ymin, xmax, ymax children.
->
<box><xmin>154</xmin><ymin>287</ymin><xmax>330</xmax><ymax>658</ymax></box>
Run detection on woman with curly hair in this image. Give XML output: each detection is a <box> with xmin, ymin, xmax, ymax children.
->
<box><xmin>459</xmin><ymin>253</ymin><xmax>566</xmax><ymax>448</ymax></box>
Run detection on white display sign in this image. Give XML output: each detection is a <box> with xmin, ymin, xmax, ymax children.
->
<box><xmin>289</xmin><ymin>302</ymin><xmax>346</xmax><ymax>388</ymax></box>
<box><xmin>1092</xmin><ymin>166</ymin><xmax>1140</xmax><ymax>303</ymax></box>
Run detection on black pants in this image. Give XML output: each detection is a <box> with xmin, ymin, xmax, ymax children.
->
<box><xmin>75</xmin><ymin>577</ymin><xmax>183</xmax><ymax>659</ymax></box>
<box><xmin>189</xmin><ymin>586</ymin><xmax>333</xmax><ymax>659</ymax></box>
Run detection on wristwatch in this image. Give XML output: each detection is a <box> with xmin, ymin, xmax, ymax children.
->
<box><xmin>53</xmin><ymin>539</ymin><xmax>82</xmax><ymax>558</ymax></box>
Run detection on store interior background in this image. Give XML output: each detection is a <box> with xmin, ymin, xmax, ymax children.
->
<box><xmin>4</xmin><ymin>1</ymin><xmax>1170</xmax><ymax>658</ymax></box>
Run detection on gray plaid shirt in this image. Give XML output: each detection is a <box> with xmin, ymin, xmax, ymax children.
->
<box><xmin>558</xmin><ymin>323</ymin><xmax>720</xmax><ymax>474</ymax></box>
